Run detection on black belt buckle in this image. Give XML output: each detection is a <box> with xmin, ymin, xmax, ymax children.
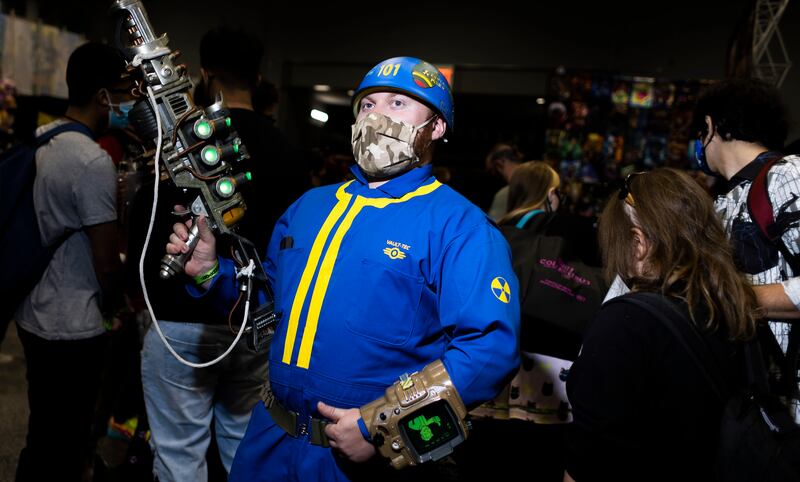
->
<box><xmin>261</xmin><ymin>385</ymin><xmax>275</xmax><ymax>409</ymax></box>
<box><xmin>310</xmin><ymin>419</ymin><xmax>330</xmax><ymax>448</ymax></box>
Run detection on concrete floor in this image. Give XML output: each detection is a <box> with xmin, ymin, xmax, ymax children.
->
<box><xmin>0</xmin><ymin>323</ymin><xmax>28</xmax><ymax>482</ymax></box>
<box><xmin>0</xmin><ymin>323</ymin><xmax>229</xmax><ymax>482</ymax></box>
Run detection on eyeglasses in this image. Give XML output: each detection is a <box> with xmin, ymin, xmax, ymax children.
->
<box><xmin>618</xmin><ymin>171</ymin><xmax>645</xmax><ymax>206</ymax></box>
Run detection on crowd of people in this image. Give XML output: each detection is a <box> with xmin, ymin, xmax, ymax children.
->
<box><xmin>1</xmin><ymin>23</ymin><xmax>799</xmax><ymax>482</ymax></box>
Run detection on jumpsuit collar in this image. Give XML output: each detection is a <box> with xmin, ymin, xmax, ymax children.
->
<box><xmin>349</xmin><ymin>164</ymin><xmax>435</xmax><ymax>198</ymax></box>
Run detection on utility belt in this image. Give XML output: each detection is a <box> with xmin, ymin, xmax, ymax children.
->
<box><xmin>262</xmin><ymin>388</ymin><xmax>330</xmax><ymax>447</ymax></box>
<box><xmin>262</xmin><ymin>360</ymin><xmax>470</xmax><ymax>470</ymax></box>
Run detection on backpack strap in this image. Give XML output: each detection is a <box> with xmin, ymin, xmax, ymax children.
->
<box><xmin>515</xmin><ymin>209</ymin><xmax>544</xmax><ymax>229</ymax></box>
<box><xmin>613</xmin><ymin>292</ymin><xmax>777</xmax><ymax>398</ymax></box>
<box><xmin>608</xmin><ymin>293</ymin><xmax>728</xmax><ymax>401</ymax></box>
<box><xmin>34</xmin><ymin>122</ymin><xmax>94</xmax><ymax>147</ymax></box>
<box><xmin>30</xmin><ymin>122</ymin><xmax>92</xmax><ymax>247</ymax></box>
<box><xmin>781</xmin><ymin>325</ymin><xmax>800</xmax><ymax>398</ymax></box>
<box><xmin>747</xmin><ymin>154</ymin><xmax>782</xmax><ymax>241</ymax></box>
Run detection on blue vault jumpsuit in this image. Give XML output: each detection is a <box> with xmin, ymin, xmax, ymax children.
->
<box><xmin>194</xmin><ymin>164</ymin><xmax>520</xmax><ymax>481</ymax></box>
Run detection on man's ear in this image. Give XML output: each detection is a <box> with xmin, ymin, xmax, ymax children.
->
<box><xmin>704</xmin><ymin>115</ymin><xmax>715</xmax><ymax>140</ymax></box>
<box><xmin>200</xmin><ymin>68</ymin><xmax>209</xmax><ymax>84</ymax></box>
<box><xmin>430</xmin><ymin>116</ymin><xmax>446</xmax><ymax>141</ymax></box>
<box><xmin>96</xmin><ymin>89</ymin><xmax>111</xmax><ymax>108</ymax></box>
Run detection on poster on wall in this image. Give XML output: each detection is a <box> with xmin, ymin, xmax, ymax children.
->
<box><xmin>0</xmin><ymin>14</ymin><xmax>85</xmax><ymax>98</ymax></box>
<box><xmin>1</xmin><ymin>15</ymin><xmax>34</xmax><ymax>96</ymax></box>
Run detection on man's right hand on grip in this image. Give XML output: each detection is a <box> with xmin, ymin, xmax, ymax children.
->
<box><xmin>165</xmin><ymin>205</ymin><xmax>217</xmax><ymax>279</ymax></box>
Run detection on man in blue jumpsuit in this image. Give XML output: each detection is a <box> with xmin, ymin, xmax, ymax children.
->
<box><xmin>168</xmin><ymin>57</ymin><xmax>520</xmax><ymax>480</ymax></box>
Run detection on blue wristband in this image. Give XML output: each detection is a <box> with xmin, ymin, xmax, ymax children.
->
<box><xmin>357</xmin><ymin>417</ymin><xmax>371</xmax><ymax>442</ymax></box>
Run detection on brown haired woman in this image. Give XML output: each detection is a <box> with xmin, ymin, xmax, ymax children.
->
<box><xmin>564</xmin><ymin>168</ymin><xmax>759</xmax><ymax>482</ymax></box>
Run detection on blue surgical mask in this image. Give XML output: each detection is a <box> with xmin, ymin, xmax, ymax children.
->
<box><xmin>694</xmin><ymin>137</ymin><xmax>716</xmax><ymax>176</ymax></box>
<box><xmin>106</xmin><ymin>92</ymin><xmax>135</xmax><ymax>130</ymax></box>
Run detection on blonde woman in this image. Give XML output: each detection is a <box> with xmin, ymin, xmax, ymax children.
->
<box><xmin>499</xmin><ymin>161</ymin><xmax>562</xmax><ymax>226</ymax></box>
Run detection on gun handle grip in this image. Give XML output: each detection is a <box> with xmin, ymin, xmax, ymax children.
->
<box><xmin>159</xmin><ymin>221</ymin><xmax>200</xmax><ymax>279</ymax></box>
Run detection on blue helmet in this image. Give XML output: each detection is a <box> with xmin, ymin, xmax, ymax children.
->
<box><xmin>352</xmin><ymin>56</ymin><xmax>454</xmax><ymax>130</ymax></box>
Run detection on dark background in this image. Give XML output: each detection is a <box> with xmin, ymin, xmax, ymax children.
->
<box><xmin>5</xmin><ymin>0</ymin><xmax>800</xmax><ymax>175</ymax></box>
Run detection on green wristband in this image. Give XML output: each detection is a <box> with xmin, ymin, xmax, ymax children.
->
<box><xmin>194</xmin><ymin>260</ymin><xmax>220</xmax><ymax>285</ymax></box>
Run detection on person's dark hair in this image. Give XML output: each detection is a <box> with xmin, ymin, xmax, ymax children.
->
<box><xmin>690</xmin><ymin>78</ymin><xmax>789</xmax><ymax>150</ymax></box>
<box><xmin>485</xmin><ymin>143</ymin><xmax>524</xmax><ymax>174</ymax></box>
<box><xmin>784</xmin><ymin>138</ymin><xmax>800</xmax><ymax>155</ymax></box>
<box><xmin>598</xmin><ymin>168</ymin><xmax>760</xmax><ymax>340</ymax></box>
<box><xmin>252</xmin><ymin>79</ymin><xmax>279</xmax><ymax>114</ymax></box>
<box><xmin>200</xmin><ymin>27</ymin><xmax>263</xmax><ymax>90</ymax></box>
<box><xmin>66</xmin><ymin>42</ymin><xmax>127</xmax><ymax>106</ymax></box>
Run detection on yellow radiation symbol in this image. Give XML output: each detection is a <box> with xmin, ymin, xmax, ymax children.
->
<box><xmin>491</xmin><ymin>277</ymin><xmax>511</xmax><ymax>304</ymax></box>
<box><xmin>383</xmin><ymin>247</ymin><xmax>407</xmax><ymax>260</ymax></box>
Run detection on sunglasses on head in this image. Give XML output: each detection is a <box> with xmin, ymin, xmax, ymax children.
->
<box><xmin>618</xmin><ymin>171</ymin><xmax>646</xmax><ymax>205</ymax></box>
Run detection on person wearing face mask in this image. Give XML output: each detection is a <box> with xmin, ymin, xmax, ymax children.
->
<box><xmin>96</xmin><ymin>95</ymin><xmax>136</xmax><ymax>167</ymax></box>
<box><xmin>498</xmin><ymin>161</ymin><xmax>600</xmax><ymax>267</ymax></box>
<box><xmin>690</xmin><ymin>78</ymin><xmax>800</xmax><ymax>422</ymax></box>
<box><xmin>107</xmin><ymin>96</ymin><xmax>136</xmax><ymax>130</ymax></box>
<box><xmin>13</xmin><ymin>42</ymin><xmax>129</xmax><ymax>482</ymax></box>
<box><xmin>166</xmin><ymin>56</ymin><xmax>520</xmax><ymax>481</ymax></box>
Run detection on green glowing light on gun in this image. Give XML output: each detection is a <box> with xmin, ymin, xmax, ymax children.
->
<box><xmin>201</xmin><ymin>146</ymin><xmax>219</xmax><ymax>165</ymax></box>
<box><xmin>216</xmin><ymin>178</ymin><xmax>234</xmax><ymax>197</ymax></box>
<box><xmin>194</xmin><ymin>119</ymin><xmax>212</xmax><ymax>139</ymax></box>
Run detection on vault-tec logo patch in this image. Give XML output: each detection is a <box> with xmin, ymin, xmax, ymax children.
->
<box><xmin>491</xmin><ymin>277</ymin><xmax>511</xmax><ymax>303</ymax></box>
<box><xmin>383</xmin><ymin>247</ymin><xmax>407</xmax><ymax>260</ymax></box>
<box><xmin>384</xmin><ymin>240</ymin><xmax>410</xmax><ymax>260</ymax></box>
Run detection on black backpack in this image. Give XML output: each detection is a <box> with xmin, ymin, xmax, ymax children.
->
<box><xmin>500</xmin><ymin>212</ymin><xmax>606</xmax><ymax>353</ymax></box>
<box><xmin>614</xmin><ymin>292</ymin><xmax>800</xmax><ymax>482</ymax></box>
<box><xmin>0</xmin><ymin>122</ymin><xmax>94</xmax><ymax>330</ymax></box>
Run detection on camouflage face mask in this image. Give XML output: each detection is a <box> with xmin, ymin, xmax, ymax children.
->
<box><xmin>351</xmin><ymin>112</ymin><xmax>435</xmax><ymax>179</ymax></box>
